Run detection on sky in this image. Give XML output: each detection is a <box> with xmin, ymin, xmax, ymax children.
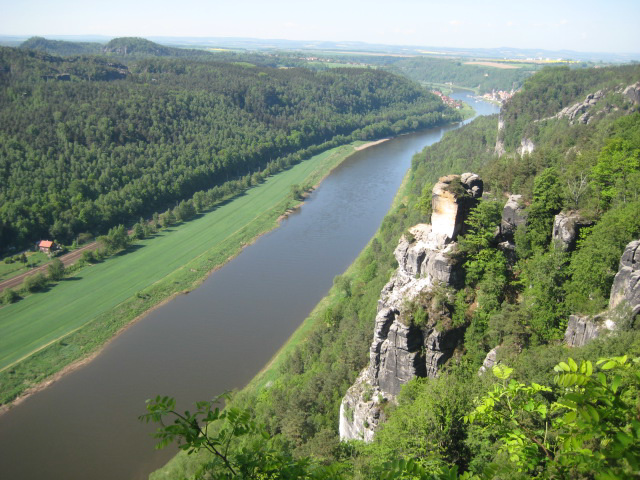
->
<box><xmin>1</xmin><ymin>0</ymin><xmax>639</xmax><ymax>54</ymax></box>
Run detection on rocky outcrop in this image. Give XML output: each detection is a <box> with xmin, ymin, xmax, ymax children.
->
<box><xmin>495</xmin><ymin>117</ymin><xmax>506</xmax><ymax>157</ymax></box>
<box><xmin>555</xmin><ymin>90</ymin><xmax>604</xmax><ymax>125</ymax></box>
<box><xmin>500</xmin><ymin>194</ymin><xmax>526</xmax><ymax>241</ymax></box>
<box><xmin>623</xmin><ymin>82</ymin><xmax>640</xmax><ymax>105</ymax></box>
<box><xmin>552</xmin><ymin>212</ymin><xmax>592</xmax><ymax>251</ymax></box>
<box><xmin>340</xmin><ymin>175</ymin><xmax>480</xmax><ymax>442</ymax></box>
<box><xmin>565</xmin><ymin>239</ymin><xmax>640</xmax><ymax>347</ymax></box>
<box><xmin>478</xmin><ymin>346</ymin><xmax>501</xmax><ymax>375</ymax></box>
<box><xmin>564</xmin><ymin>314</ymin><xmax>614</xmax><ymax>347</ymax></box>
<box><xmin>517</xmin><ymin>137</ymin><xmax>535</xmax><ymax>156</ymax></box>
<box><xmin>431</xmin><ymin>173</ymin><xmax>483</xmax><ymax>240</ymax></box>
<box><xmin>609</xmin><ymin>240</ymin><xmax>640</xmax><ymax>318</ymax></box>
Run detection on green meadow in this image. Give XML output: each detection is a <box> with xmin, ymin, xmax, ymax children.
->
<box><xmin>0</xmin><ymin>143</ymin><xmax>362</xmax><ymax>402</ymax></box>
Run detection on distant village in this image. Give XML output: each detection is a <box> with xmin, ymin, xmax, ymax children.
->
<box><xmin>431</xmin><ymin>90</ymin><xmax>463</xmax><ymax>108</ymax></box>
<box><xmin>481</xmin><ymin>89</ymin><xmax>516</xmax><ymax>103</ymax></box>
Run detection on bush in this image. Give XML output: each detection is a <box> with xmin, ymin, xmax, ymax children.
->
<box><xmin>1</xmin><ymin>288</ymin><xmax>19</xmax><ymax>305</ymax></box>
<box><xmin>22</xmin><ymin>272</ymin><xmax>47</xmax><ymax>292</ymax></box>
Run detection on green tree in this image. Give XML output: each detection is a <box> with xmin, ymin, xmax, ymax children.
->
<box><xmin>525</xmin><ymin>168</ymin><xmax>564</xmax><ymax>252</ymax></box>
<box><xmin>47</xmin><ymin>257</ymin><xmax>65</xmax><ymax>281</ymax></box>
<box><xmin>464</xmin><ymin>356</ymin><xmax>640</xmax><ymax>479</ymax></box>
<box><xmin>140</xmin><ymin>393</ymin><xmax>342</xmax><ymax>479</ymax></box>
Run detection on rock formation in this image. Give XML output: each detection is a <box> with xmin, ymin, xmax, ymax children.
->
<box><xmin>517</xmin><ymin>137</ymin><xmax>535</xmax><ymax>156</ymax></box>
<box><xmin>609</xmin><ymin>240</ymin><xmax>640</xmax><ymax>318</ymax></box>
<box><xmin>565</xmin><ymin>239</ymin><xmax>640</xmax><ymax>347</ymax></box>
<box><xmin>552</xmin><ymin>212</ymin><xmax>592</xmax><ymax>251</ymax></box>
<box><xmin>478</xmin><ymin>346</ymin><xmax>501</xmax><ymax>375</ymax></box>
<box><xmin>500</xmin><ymin>194</ymin><xmax>526</xmax><ymax>241</ymax></box>
<box><xmin>340</xmin><ymin>174</ymin><xmax>481</xmax><ymax>442</ymax></box>
<box><xmin>431</xmin><ymin>173</ymin><xmax>483</xmax><ymax>240</ymax></box>
<box><xmin>555</xmin><ymin>90</ymin><xmax>604</xmax><ymax>125</ymax></box>
<box><xmin>623</xmin><ymin>82</ymin><xmax>640</xmax><ymax>105</ymax></box>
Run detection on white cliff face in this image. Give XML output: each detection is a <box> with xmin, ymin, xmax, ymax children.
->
<box><xmin>339</xmin><ymin>174</ymin><xmax>481</xmax><ymax>442</ymax></box>
<box><xmin>517</xmin><ymin>137</ymin><xmax>535</xmax><ymax>156</ymax></box>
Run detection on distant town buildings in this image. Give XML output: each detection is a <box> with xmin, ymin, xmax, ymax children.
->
<box><xmin>482</xmin><ymin>89</ymin><xmax>515</xmax><ymax>103</ymax></box>
<box><xmin>432</xmin><ymin>90</ymin><xmax>463</xmax><ymax>109</ymax></box>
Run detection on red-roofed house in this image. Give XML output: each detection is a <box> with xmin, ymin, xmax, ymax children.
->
<box><xmin>38</xmin><ymin>240</ymin><xmax>54</xmax><ymax>253</ymax></box>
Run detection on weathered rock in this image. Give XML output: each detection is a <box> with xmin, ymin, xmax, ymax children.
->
<box><xmin>517</xmin><ymin>137</ymin><xmax>535</xmax><ymax>156</ymax></box>
<box><xmin>431</xmin><ymin>174</ymin><xmax>483</xmax><ymax>240</ymax></box>
<box><xmin>500</xmin><ymin>194</ymin><xmax>526</xmax><ymax>240</ymax></box>
<box><xmin>478</xmin><ymin>346</ymin><xmax>501</xmax><ymax>375</ymax></box>
<box><xmin>554</xmin><ymin>90</ymin><xmax>605</xmax><ymax>125</ymax></box>
<box><xmin>564</xmin><ymin>314</ymin><xmax>614</xmax><ymax>347</ymax></box>
<box><xmin>339</xmin><ymin>369</ymin><xmax>386</xmax><ymax>443</ymax></box>
<box><xmin>340</xmin><ymin>178</ymin><xmax>483</xmax><ymax>441</ymax></box>
<box><xmin>623</xmin><ymin>82</ymin><xmax>640</xmax><ymax>105</ymax></box>
<box><xmin>609</xmin><ymin>240</ymin><xmax>640</xmax><ymax>318</ymax></box>
<box><xmin>564</xmin><ymin>239</ymin><xmax>640</xmax><ymax>346</ymax></box>
<box><xmin>552</xmin><ymin>212</ymin><xmax>591</xmax><ymax>251</ymax></box>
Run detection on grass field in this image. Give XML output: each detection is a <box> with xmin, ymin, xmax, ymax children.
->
<box><xmin>0</xmin><ymin>143</ymin><xmax>361</xmax><ymax>391</ymax></box>
<box><xmin>0</xmin><ymin>251</ymin><xmax>51</xmax><ymax>281</ymax></box>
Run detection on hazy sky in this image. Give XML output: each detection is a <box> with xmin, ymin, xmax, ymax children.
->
<box><xmin>1</xmin><ymin>0</ymin><xmax>639</xmax><ymax>53</ymax></box>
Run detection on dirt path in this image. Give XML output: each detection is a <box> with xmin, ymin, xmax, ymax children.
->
<box><xmin>0</xmin><ymin>242</ymin><xmax>100</xmax><ymax>293</ymax></box>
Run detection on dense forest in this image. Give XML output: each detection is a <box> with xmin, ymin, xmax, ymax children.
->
<box><xmin>150</xmin><ymin>64</ymin><xmax>640</xmax><ymax>479</ymax></box>
<box><xmin>0</xmin><ymin>45</ymin><xmax>460</xmax><ymax>253</ymax></box>
<box><xmin>386</xmin><ymin>56</ymin><xmax>540</xmax><ymax>92</ymax></box>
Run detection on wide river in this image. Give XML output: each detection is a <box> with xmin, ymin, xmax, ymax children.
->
<box><xmin>0</xmin><ymin>92</ymin><xmax>498</xmax><ymax>480</ymax></box>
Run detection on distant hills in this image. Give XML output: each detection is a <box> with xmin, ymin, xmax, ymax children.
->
<box><xmin>19</xmin><ymin>36</ymin><xmax>102</xmax><ymax>55</ymax></box>
<box><xmin>17</xmin><ymin>36</ymin><xmax>215</xmax><ymax>59</ymax></box>
<box><xmin>4</xmin><ymin>34</ymin><xmax>638</xmax><ymax>63</ymax></box>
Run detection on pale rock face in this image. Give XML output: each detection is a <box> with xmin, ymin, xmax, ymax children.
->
<box><xmin>564</xmin><ymin>314</ymin><xmax>609</xmax><ymax>347</ymax></box>
<box><xmin>500</xmin><ymin>194</ymin><xmax>526</xmax><ymax>241</ymax></box>
<box><xmin>517</xmin><ymin>138</ymin><xmax>535</xmax><ymax>156</ymax></box>
<box><xmin>431</xmin><ymin>174</ymin><xmax>483</xmax><ymax>240</ymax></box>
<box><xmin>623</xmin><ymin>82</ymin><xmax>640</xmax><ymax>105</ymax></box>
<box><xmin>609</xmin><ymin>240</ymin><xmax>640</xmax><ymax>318</ymax></box>
<box><xmin>339</xmin><ymin>175</ymin><xmax>480</xmax><ymax>442</ymax></box>
<box><xmin>552</xmin><ymin>212</ymin><xmax>591</xmax><ymax>251</ymax></box>
<box><xmin>478</xmin><ymin>346</ymin><xmax>501</xmax><ymax>375</ymax></box>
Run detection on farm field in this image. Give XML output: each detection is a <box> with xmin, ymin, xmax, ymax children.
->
<box><xmin>0</xmin><ymin>143</ymin><xmax>360</xmax><ymax>373</ymax></box>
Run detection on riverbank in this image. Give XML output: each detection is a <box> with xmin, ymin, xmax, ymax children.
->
<box><xmin>0</xmin><ymin>141</ymin><xmax>373</xmax><ymax>411</ymax></box>
<box><xmin>151</xmin><ymin>97</ymin><xmax>498</xmax><ymax>480</ymax></box>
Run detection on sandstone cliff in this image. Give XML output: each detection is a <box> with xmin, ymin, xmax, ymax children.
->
<box><xmin>339</xmin><ymin>174</ymin><xmax>481</xmax><ymax>442</ymax></box>
<box><xmin>565</xmin><ymin>239</ymin><xmax>640</xmax><ymax>347</ymax></box>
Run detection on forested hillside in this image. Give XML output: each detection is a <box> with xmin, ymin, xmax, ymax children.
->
<box><xmin>150</xmin><ymin>64</ymin><xmax>640</xmax><ymax>479</ymax></box>
<box><xmin>387</xmin><ymin>56</ymin><xmax>540</xmax><ymax>92</ymax></box>
<box><xmin>0</xmin><ymin>46</ymin><xmax>459</xmax><ymax>253</ymax></box>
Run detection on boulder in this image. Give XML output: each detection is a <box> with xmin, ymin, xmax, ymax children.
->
<box><xmin>552</xmin><ymin>212</ymin><xmax>591</xmax><ymax>251</ymax></box>
<box><xmin>500</xmin><ymin>194</ymin><xmax>526</xmax><ymax>240</ymax></box>
<box><xmin>478</xmin><ymin>346</ymin><xmax>501</xmax><ymax>375</ymax></box>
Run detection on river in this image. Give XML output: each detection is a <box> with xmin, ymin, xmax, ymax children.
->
<box><xmin>0</xmin><ymin>92</ymin><xmax>498</xmax><ymax>480</ymax></box>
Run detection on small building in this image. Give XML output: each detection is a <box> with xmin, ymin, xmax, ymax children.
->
<box><xmin>38</xmin><ymin>240</ymin><xmax>55</xmax><ymax>253</ymax></box>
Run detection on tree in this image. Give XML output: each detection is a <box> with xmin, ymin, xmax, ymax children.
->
<box><xmin>47</xmin><ymin>257</ymin><xmax>65</xmax><ymax>281</ymax></box>
<box><xmin>525</xmin><ymin>168</ymin><xmax>564</xmax><ymax>252</ymax></box>
<box><xmin>140</xmin><ymin>393</ymin><xmax>341</xmax><ymax>479</ymax></box>
<box><xmin>464</xmin><ymin>356</ymin><xmax>640</xmax><ymax>479</ymax></box>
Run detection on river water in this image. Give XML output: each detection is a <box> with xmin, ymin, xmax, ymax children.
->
<box><xmin>0</xmin><ymin>92</ymin><xmax>498</xmax><ymax>480</ymax></box>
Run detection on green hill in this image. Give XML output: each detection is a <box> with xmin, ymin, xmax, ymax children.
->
<box><xmin>19</xmin><ymin>36</ymin><xmax>102</xmax><ymax>56</ymax></box>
